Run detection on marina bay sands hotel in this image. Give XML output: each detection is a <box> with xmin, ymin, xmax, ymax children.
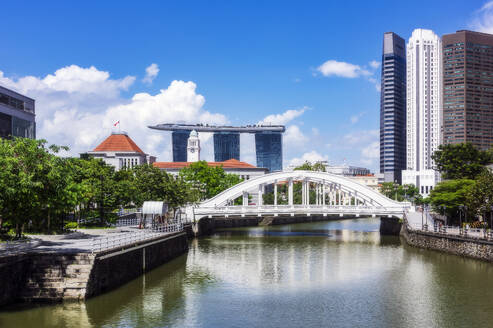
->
<box><xmin>148</xmin><ymin>123</ymin><xmax>285</xmax><ymax>172</ymax></box>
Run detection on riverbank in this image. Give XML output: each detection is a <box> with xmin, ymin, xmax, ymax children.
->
<box><xmin>0</xmin><ymin>231</ymin><xmax>188</xmax><ymax>307</ymax></box>
<box><xmin>401</xmin><ymin>222</ymin><xmax>493</xmax><ymax>262</ymax></box>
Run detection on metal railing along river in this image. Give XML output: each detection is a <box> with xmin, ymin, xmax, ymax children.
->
<box><xmin>91</xmin><ymin>222</ymin><xmax>183</xmax><ymax>253</ymax></box>
<box><xmin>407</xmin><ymin>220</ymin><xmax>493</xmax><ymax>240</ymax></box>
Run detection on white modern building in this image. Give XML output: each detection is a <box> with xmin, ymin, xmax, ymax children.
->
<box><xmin>402</xmin><ymin>29</ymin><xmax>442</xmax><ymax>196</ymax></box>
<box><xmin>84</xmin><ymin>132</ymin><xmax>155</xmax><ymax>170</ymax></box>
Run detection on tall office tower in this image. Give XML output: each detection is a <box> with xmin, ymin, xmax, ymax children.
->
<box><xmin>255</xmin><ymin>132</ymin><xmax>282</xmax><ymax>172</ymax></box>
<box><xmin>380</xmin><ymin>32</ymin><xmax>407</xmax><ymax>184</ymax></box>
<box><xmin>213</xmin><ymin>132</ymin><xmax>240</xmax><ymax>162</ymax></box>
<box><xmin>402</xmin><ymin>29</ymin><xmax>442</xmax><ymax>196</ymax></box>
<box><xmin>0</xmin><ymin>85</ymin><xmax>35</xmax><ymax>139</ymax></box>
<box><xmin>171</xmin><ymin>130</ymin><xmax>190</xmax><ymax>162</ymax></box>
<box><xmin>442</xmin><ymin>30</ymin><xmax>493</xmax><ymax>150</ymax></box>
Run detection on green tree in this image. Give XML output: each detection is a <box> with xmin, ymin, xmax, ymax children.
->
<box><xmin>294</xmin><ymin>161</ymin><xmax>326</xmax><ymax>172</ymax></box>
<box><xmin>467</xmin><ymin>169</ymin><xmax>493</xmax><ymax>223</ymax></box>
<box><xmin>428</xmin><ymin>179</ymin><xmax>476</xmax><ymax>225</ymax></box>
<box><xmin>432</xmin><ymin>143</ymin><xmax>492</xmax><ymax>180</ymax></box>
<box><xmin>0</xmin><ymin>137</ymin><xmax>65</xmax><ymax>237</ymax></box>
<box><xmin>179</xmin><ymin>161</ymin><xmax>242</xmax><ymax>200</ymax></box>
<box><xmin>379</xmin><ymin>182</ymin><xmax>420</xmax><ymax>203</ymax></box>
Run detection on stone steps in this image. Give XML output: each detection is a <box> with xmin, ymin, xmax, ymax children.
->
<box><xmin>20</xmin><ymin>253</ymin><xmax>95</xmax><ymax>301</ymax></box>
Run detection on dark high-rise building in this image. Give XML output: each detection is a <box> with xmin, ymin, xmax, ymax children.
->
<box><xmin>213</xmin><ymin>132</ymin><xmax>240</xmax><ymax>162</ymax></box>
<box><xmin>149</xmin><ymin>124</ymin><xmax>285</xmax><ymax>168</ymax></box>
<box><xmin>255</xmin><ymin>132</ymin><xmax>282</xmax><ymax>172</ymax></box>
<box><xmin>171</xmin><ymin>130</ymin><xmax>190</xmax><ymax>162</ymax></box>
<box><xmin>442</xmin><ymin>30</ymin><xmax>493</xmax><ymax>150</ymax></box>
<box><xmin>0</xmin><ymin>85</ymin><xmax>35</xmax><ymax>139</ymax></box>
<box><xmin>380</xmin><ymin>32</ymin><xmax>406</xmax><ymax>184</ymax></box>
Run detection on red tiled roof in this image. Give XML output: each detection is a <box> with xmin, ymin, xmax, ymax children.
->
<box><xmin>93</xmin><ymin>133</ymin><xmax>144</xmax><ymax>153</ymax></box>
<box><xmin>153</xmin><ymin>159</ymin><xmax>261</xmax><ymax>169</ymax></box>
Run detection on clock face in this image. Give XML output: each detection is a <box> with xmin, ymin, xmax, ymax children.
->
<box><xmin>190</xmin><ymin>149</ymin><xmax>195</xmax><ymax>153</ymax></box>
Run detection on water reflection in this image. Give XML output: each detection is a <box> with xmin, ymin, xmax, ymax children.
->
<box><xmin>2</xmin><ymin>218</ymin><xmax>493</xmax><ymax>328</ymax></box>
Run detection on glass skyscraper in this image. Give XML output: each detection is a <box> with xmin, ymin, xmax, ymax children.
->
<box><xmin>255</xmin><ymin>132</ymin><xmax>282</xmax><ymax>172</ymax></box>
<box><xmin>213</xmin><ymin>132</ymin><xmax>240</xmax><ymax>162</ymax></box>
<box><xmin>172</xmin><ymin>130</ymin><xmax>190</xmax><ymax>162</ymax></box>
<box><xmin>0</xmin><ymin>86</ymin><xmax>35</xmax><ymax>139</ymax></box>
<box><xmin>379</xmin><ymin>32</ymin><xmax>406</xmax><ymax>184</ymax></box>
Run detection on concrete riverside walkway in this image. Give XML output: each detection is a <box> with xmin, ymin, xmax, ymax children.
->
<box><xmin>0</xmin><ymin>226</ymin><xmax>161</xmax><ymax>255</ymax></box>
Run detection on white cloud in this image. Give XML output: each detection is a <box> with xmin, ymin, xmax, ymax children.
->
<box><xmin>361</xmin><ymin>141</ymin><xmax>380</xmax><ymax>160</ymax></box>
<box><xmin>0</xmin><ymin>65</ymin><xmax>135</xmax><ymax>125</ymax></box>
<box><xmin>258</xmin><ymin>107</ymin><xmax>308</xmax><ymax>125</ymax></box>
<box><xmin>45</xmin><ymin>80</ymin><xmax>227</xmax><ymax>159</ymax></box>
<box><xmin>284</xmin><ymin>125</ymin><xmax>309</xmax><ymax>146</ymax></box>
<box><xmin>368</xmin><ymin>77</ymin><xmax>381</xmax><ymax>92</ymax></box>
<box><xmin>0</xmin><ymin>65</ymin><xmax>228</xmax><ymax>161</ymax></box>
<box><xmin>142</xmin><ymin>63</ymin><xmax>159</xmax><ymax>84</ymax></box>
<box><xmin>317</xmin><ymin>60</ymin><xmax>371</xmax><ymax>78</ymax></box>
<box><xmin>350</xmin><ymin>112</ymin><xmax>365</xmax><ymax>124</ymax></box>
<box><xmin>369</xmin><ymin>60</ymin><xmax>380</xmax><ymax>69</ymax></box>
<box><xmin>288</xmin><ymin>151</ymin><xmax>328</xmax><ymax>167</ymax></box>
<box><xmin>342</xmin><ymin>129</ymin><xmax>379</xmax><ymax>146</ymax></box>
<box><xmin>470</xmin><ymin>1</ymin><xmax>493</xmax><ymax>33</ymax></box>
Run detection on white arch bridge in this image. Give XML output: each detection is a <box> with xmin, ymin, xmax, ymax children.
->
<box><xmin>188</xmin><ymin>170</ymin><xmax>410</xmax><ymax>221</ymax></box>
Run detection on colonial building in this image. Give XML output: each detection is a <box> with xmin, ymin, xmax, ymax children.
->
<box><xmin>83</xmin><ymin>132</ymin><xmax>155</xmax><ymax>170</ymax></box>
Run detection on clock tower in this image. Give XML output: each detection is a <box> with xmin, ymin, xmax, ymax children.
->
<box><xmin>187</xmin><ymin>130</ymin><xmax>200</xmax><ymax>162</ymax></box>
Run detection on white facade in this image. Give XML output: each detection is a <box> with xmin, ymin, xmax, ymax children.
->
<box><xmin>403</xmin><ymin>29</ymin><xmax>442</xmax><ymax>195</ymax></box>
<box><xmin>88</xmin><ymin>152</ymin><xmax>154</xmax><ymax>171</ymax></box>
<box><xmin>402</xmin><ymin>169</ymin><xmax>439</xmax><ymax>196</ymax></box>
<box><xmin>348</xmin><ymin>175</ymin><xmax>380</xmax><ymax>192</ymax></box>
<box><xmin>187</xmin><ymin>130</ymin><xmax>200</xmax><ymax>162</ymax></box>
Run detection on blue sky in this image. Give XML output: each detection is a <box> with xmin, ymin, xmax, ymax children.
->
<box><xmin>0</xmin><ymin>0</ymin><xmax>491</xmax><ymax>171</ymax></box>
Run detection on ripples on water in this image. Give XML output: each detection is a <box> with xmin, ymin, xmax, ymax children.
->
<box><xmin>2</xmin><ymin>218</ymin><xmax>493</xmax><ymax>328</ymax></box>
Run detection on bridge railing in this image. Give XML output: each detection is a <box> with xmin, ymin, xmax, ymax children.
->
<box><xmin>194</xmin><ymin>204</ymin><xmax>407</xmax><ymax>216</ymax></box>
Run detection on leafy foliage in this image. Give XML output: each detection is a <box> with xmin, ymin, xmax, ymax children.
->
<box><xmin>466</xmin><ymin>169</ymin><xmax>493</xmax><ymax>221</ymax></box>
<box><xmin>379</xmin><ymin>182</ymin><xmax>421</xmax><ymax>203</ymax></box>
<box><xmin>432</xmin><ymin>143</ymin><xmax>492</xmax><ymax>180</ymax></box>
<box><xmin>294</xmin><ymin>161</ymin><xmax>326</xmax><ymax>172</ymax></box>
<box><xmin>427</xmin><ymin>179</ymin><xmax>476</xmax><ymax>225</ymax></box>
<box><xmin>179</xmin><ymin>161</ymin><xmax>242</xmax><ymax>200</ymax></box>
<box><xmin>0</xmin><ymin>139</ymin><xmax>240</xmax><ymax>238</ymax></box>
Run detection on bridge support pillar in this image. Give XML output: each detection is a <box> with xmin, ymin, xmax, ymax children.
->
<box><xmin>243</xmin><ymin>192</ymin><xmax>248</xmax><ymax>206</ymax></box>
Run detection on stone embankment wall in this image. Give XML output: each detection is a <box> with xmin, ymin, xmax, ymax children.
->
<box><xmin>401</xmin><ymin>225</ymin><xmax>493</xmax><ymax>262</ymax></box>
<box><xmin>0</xmin><ymin>232</ymin><xmax>188</xmax><ymax>306</ymax></box>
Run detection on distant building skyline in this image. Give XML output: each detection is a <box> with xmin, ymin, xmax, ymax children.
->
<box><xmin>379</xmin><ymin>32</ymin><xmax>407</xmax><ymax>184</ymax></box>
<box><xmin>150</xmin><ymin>123</ymin><xmax>285</xmax><ymax>172</ymax></box>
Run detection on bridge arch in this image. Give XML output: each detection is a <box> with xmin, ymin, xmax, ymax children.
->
<box><xmin>190</xmin><ymin>171</ymin><xmax>409</xmax><ymax>221</ymax></box>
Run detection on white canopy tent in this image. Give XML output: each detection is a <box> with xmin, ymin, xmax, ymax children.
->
<box><xmin>141</xmin><ymin>201</ymin><xmax>168</xmax><ymax>228</ymax></box>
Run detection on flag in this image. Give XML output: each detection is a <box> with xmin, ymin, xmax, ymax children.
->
<box><xmin>114</xmin><ymin>120</ymin><xmax>120</xmax><ymax>127</ymax></box>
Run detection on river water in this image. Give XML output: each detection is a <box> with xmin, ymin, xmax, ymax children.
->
<box><xmin>2</xmin><ymin>218</ymin><xmax>493</xmax><ymax>328</ymax></box>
